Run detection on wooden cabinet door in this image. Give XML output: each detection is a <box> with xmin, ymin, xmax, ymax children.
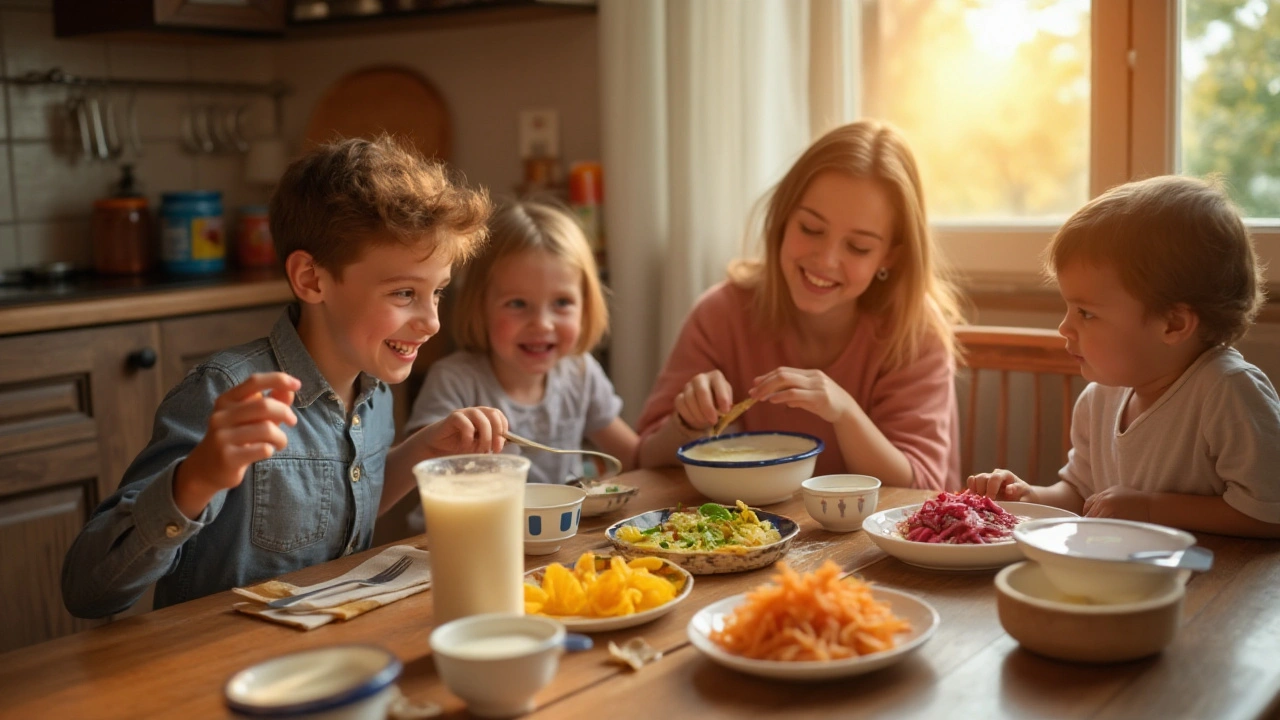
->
<box><xmin>158</xmin><ymin>306</ymin><xmax>284</xmax><ymax>396</ymax></box>
<box><xmin>0</xmin><ymin>322</ymin><xmax>163</xmax><ymax>652</ymax></box>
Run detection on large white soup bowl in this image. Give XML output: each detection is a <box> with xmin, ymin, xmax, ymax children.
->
<box><xmin>677</xmin><ymin>431</ymin><xmax>823</xmax><ymax>506</ymax></box>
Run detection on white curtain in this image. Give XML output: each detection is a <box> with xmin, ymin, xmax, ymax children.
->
<box><xmin>600</xmin><ymin>0</ymin><xmax>862</xmax><ymax>423</ymax></box>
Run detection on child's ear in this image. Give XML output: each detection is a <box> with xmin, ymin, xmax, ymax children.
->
<box><xmin>1162</xmin><ymin>303</ymin><xmax>1200</xmax><ymax>345</ymax></box>
<box><xmin>285</xmin><ymin>250</ymin><xmax>324</xmax><ymax>304</ymax></box>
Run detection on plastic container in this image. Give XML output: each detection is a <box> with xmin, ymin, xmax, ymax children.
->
<box><xmin>160</xmin><ymin>191</ymin><xmax>225</xmax><ymax>274</ymax></box>
<box><xmin>568</xmin><ymin>161</ymin><xmax>603</xmax><ymax>252</ymax></box>
<box><xmin>236</xmin><ymin>205</ymin><xmax>276</xmax><ymax>268</ymax></box>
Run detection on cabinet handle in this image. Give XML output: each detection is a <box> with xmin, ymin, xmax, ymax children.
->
<box><xmin>128</xmin><ymin>347</ymin><xmax>157</xmax><ymax>370</ymax></box>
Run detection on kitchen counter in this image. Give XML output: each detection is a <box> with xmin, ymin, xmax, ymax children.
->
<box><xmin>0</xmin><ymin>270</ymin><xmax>295</xmax><ymax>336</ymax></box>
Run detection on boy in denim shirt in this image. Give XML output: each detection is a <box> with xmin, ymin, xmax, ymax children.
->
<box><xmin>63</xmin><ymin>137</ymin><xmax>509</xmax><ymax>616</ymax></box>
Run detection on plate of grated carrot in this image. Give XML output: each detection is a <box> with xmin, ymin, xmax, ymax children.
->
<box><xmin>686</xmin><ymin>561</ymin><xmax>938</xmax><ymax>680</ymax></box>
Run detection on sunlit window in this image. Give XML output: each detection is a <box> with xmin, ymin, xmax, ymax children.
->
<box><xmin>864</xmin><ymin>0</ymin><xmax>1091</xmax><ymax>222</ymax></box>
<box><xmin>1179</xmin><ymin>0</ymin><xmax>1280</xmax><ymax>220</ymax></box>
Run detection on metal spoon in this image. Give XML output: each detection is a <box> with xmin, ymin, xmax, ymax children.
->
<box><xmin>1127</xmin><ymin>546</ymin><xmax>1214</xmax><ymax>572</ymax></box>
<box><xmin>501</xmin><ymin>431</ymin><xmax>623</xmax><ymax>479</ymax></box>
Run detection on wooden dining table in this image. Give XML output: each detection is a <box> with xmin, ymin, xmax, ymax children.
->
<box><xmin>3</xmin><ymin>468</ymin><xmax>1279</xmax><ymax>719</ymax></box>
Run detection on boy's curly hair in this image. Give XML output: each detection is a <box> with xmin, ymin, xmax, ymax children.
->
<box><xmin>269</xmin><ymin>135</ymin><xmax>490</xmax><ymax>277</ymax></box>
<box><xmin>1046</xmin><ymin>174</ymin><xmax>1266</xmax><ymax>347</ymax></box>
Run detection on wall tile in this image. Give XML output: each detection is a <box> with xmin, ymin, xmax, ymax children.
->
<box><xmin>11</xmin><ymin>140</ymin><xmax>114</xmax><ymax>220</ymax></box>
<box><xmin>189</xmin><ymin>42</ymin><xmax>275</xmax><ymax>83</ymax></box>
<box><xmin>0</xmin><ymin>224</ymin><xmax>17</xmax><ymax>270</ymax></box>
<box><xmin>106</xmin><ymin>42</ymin><xmax>189</xmax><ymax>81</ymax></box>
<box><xmin>16</xmin><ymin>217</ymin><xmax>90</xmax><ymax>267</ymax></box>
<box><xmin>3</xmin><ymin>9</ymin><xmax>107</xmax><ymax>142</ymax></box>
<box><xmin>195</xmin><ymin>153</ymin><xmax>269</xmax><ymax>214</ymax></box>
<box><xmin>133</xmin><ymin>140</ymin><xmax>197</xmax><ymax>208</ymax></box>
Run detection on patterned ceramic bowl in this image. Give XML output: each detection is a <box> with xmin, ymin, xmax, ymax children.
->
<box><xmin>605</xmin><ymin>506</ymin><xmax>800</xmax><ymax>575</ymax></box>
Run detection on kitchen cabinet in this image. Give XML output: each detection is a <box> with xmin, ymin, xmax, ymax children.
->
<box><xmin>0</xmin><ymin>305</ymin><xmax>282</xmax><ymax>653</ymax></box>
<box><xmin>54</xmin><ymin>0</ymin><xmax>288</xmax><ymax>38</ymax></box>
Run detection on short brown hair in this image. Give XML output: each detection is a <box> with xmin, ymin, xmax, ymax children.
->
<box><xmin>452</xmin><ymin>199</ymin><xmax>609</xmax><ymax>355</ymax></box>
<box><xmin>729</xmin><ymin>120</ymin><xmax>965</xmax><ymax>369</ymax></box>
<box><xmin>1046</xmin><ymin>175</ymin><xmax>1266</xmax><ymax>346</ymax></box>
<box><xmin>269</xmin><ymin>135</ymin><xmax>491</xmax><ymax>278</ymax></box>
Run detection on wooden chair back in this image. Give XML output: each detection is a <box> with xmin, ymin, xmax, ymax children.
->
<box><xmin>954</xmin><ymin>326</ymin><xmax>1085</xmax><ymax>484</ymax></box>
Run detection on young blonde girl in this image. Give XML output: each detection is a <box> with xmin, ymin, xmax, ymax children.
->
<box><xmin>636</xmin><ymin>120</ymin><xmax>966</xmax><ymax>490</ymax></box>
<box><xmin>407</xmin><ymin>200</ymin><xmax>638</xmax><ymax>486</ymax></box>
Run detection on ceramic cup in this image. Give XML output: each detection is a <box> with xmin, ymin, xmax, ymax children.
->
<box><xmin>431</xmin><ymin>614</ymin><xmax>586</xmax><ymax>718</ymax></box>
<box><xmin>224</xmin><ymin>644</ymin><xmax>401</xmax><ymax>720</ymax></box>
<box><xmin>800</xmin><ymin>474</ymin><xmax>881</xmax><ymax>532</ymax></box>
<box><xmin>523</xmin><ymin>483</ymin><xmax>586</xmax><ymax>555</ymax></box>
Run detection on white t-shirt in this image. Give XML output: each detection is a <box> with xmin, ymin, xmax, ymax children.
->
<box><xmin>1060</xmin><ymin>346</ymin><xmax>1280</xmax><ymax>524</ymax></box>
<box><xmin>406</xmin><ymin>351</ymin><xmax>623</xmax><ymax>485</ymax></box>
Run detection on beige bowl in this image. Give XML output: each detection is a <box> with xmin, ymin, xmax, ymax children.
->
<box><xmin>995</xmin><ymin>561</ymin><xmax>1183</xmax><ymax>663</ymax></box>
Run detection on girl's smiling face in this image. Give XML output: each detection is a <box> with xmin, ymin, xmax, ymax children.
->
<box><xmin>778</xmin><ymin>172</ymin><xmax>898</xmax><ymax>323</ymax></box>
<box><xmin>484</xmin><ymin>249</ymin><xmax>584</xmax><ymax>389</ymax></box>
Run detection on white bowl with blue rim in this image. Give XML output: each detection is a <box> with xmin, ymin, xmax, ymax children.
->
<box><xmin>606</xmin><ymin>505</ymin><xmax>801</xmax><ymax>574</ymax></box>
<box><xmin>677</xmin><ymin>431</ymin><xmax>823</xmax><ymax>506</ymax></box>
<box><xmin>224</xmin><ymin>644</ymin><xmax>401</xmax><ymax>719</ymax></box>
<box><xmin>430</xmin><ymin>613</ymin><xmax>592</xmax><ymax>718</ymax></box>
<box><xmin>523</xmin><ymin>483</ymin><xmax>586</xmax><ymax>555</ymax></box>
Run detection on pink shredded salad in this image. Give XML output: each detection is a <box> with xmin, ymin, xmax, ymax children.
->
<box><xmin>896</xmin><ymin>492</ymin><xmax>1022</xmax><ymax>544</ymax></box>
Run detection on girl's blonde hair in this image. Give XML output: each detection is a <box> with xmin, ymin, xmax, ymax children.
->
<box><xmin>452</xmin><ymin>199</ymin><xmax>610</xmax><ymax>355</ymax></box>
<box><xmin>728</xmin><ymin>120</ymin><xmax>965</xmax><ymax>368</ymax></box>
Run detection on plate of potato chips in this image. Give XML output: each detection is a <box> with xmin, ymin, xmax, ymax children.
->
<box><xmin>523</xmin><ymin>552</ymin><xmax>694</xmax><ymax>632</ymax></box>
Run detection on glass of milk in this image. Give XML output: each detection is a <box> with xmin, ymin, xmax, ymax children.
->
<box><xmin>415</xmin><ymin>455</ymin><xmax>530</xmax><ymax>626</ymax></box>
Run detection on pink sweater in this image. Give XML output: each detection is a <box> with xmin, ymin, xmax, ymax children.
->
<box><xmin>636</xmin><ymin>282</ymin><xmax>960</xmax><ymax>491</ymax></box>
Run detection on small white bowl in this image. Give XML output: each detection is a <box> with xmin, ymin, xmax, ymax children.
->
<box><xmin>677</xmin><ymin>431</ymin><xmax>823</xmax><ymax>506</ymax></box>
<box><xmin>524</xmin><ymin>483</ymin><xmax>586</xmax><ymax>555</ymax></box>
<box><xmin>224</xmin><ymin>645</ymin><xmax>401</xmax><ymax>719</ymax></box>
<box><xmin>580</xmin><ymin>482</ymin><xmax>639</xmax><ymax>518</ymax></box>
<box><xmin>430</xmin><ymin>614</ymin><xmax>567</xmax><ymax>718</ymax></box>
<box><xmin>995</xmin><ymin>560</ymin><xmax>1184</xmax><ymax>662</ymax></box>
<box><xmin>800</xmin><ymin>474</ymin><xmax>880</xmax><ymax>532</ymax></box>
<box><xmin>1013</xmin><ymin>518</ymin><xmax>1194</xmax><ymax>604</ymax></box>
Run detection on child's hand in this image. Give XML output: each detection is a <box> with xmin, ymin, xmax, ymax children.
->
<box><xmin>416</xmin><ymin>406</ymin><xmax>509</xmax><ymax>457</ymax></box>
<box><xmin>966</xmin><ymin>469</ymin><xmax>1032</xmax><ymax>501</ymax></box>
<box><xmin>1083</xmin><ymin>486</ymin><xmax>1152</xmax><ymax>522</ymax></box>
<box><xmin>176</xmin><ymin>373</ymin><xmax>300</xmax><ymax>515</ymax></box>
<box><xmin>749</xmin><ymin>367</ymin><xmax>856</xmax><ymax>424</ymax></box>
<box><xmin>673</xmin><ymin>370</ymin><xmax>734</xmax><ymax>431</ymax></box>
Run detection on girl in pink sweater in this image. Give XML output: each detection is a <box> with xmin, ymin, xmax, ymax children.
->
<box><xmin>636</xmin><ymin>121</ymin><xmax>966</xmax><ymax>490</ymax></box>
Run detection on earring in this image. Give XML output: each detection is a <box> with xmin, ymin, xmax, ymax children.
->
<box><xmin>876</xmin><ymin>267</ymin><xmax>889</xmax><ymax>281</ymax></box>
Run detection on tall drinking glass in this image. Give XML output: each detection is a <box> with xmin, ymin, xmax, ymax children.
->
<box><xmin>415</xmin><ymin>455</ymin><xmax>529</xmax><ymax>626</ymax></box>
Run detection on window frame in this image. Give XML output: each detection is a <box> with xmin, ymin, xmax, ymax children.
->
<box><xmin>869</xmin><ymin>0</ymin><xmax>1279</xmax><ymax>283</ymax></box>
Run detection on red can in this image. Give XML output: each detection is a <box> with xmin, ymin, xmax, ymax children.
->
<box><xmin>236</xmin><ymin>206</ymin><xmax>276</xmax><ymax>268</ymax></box>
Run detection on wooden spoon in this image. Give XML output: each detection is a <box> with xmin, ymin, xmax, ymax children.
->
<box><xmin>711</xmin><ymin>397</ymin><xmax>757</xmax><ymax>437</ymax></box>
<box><xmin>502</xmin><ymin>431</ymin><xmax>623</xmax><ymax>479</ymax></box>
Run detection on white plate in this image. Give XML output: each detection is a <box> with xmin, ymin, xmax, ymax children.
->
<box><xmin>523</xmin><ymin>556</ymin><xmax>694</xmax><ymax>632</ymax></box>
<box><xmin>861</xmin><ymin>501</ymin><xmax>1080</xmax><ymax>571</ymax></box>
<box><xmin>686</xmin><ymin>587</ymin><xmax>938</xmax><ymax>681</ymax></box>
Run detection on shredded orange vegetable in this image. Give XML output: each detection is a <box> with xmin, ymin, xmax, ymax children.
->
<box><xmin>708</xmin><ymin>561</ymin><xmax>910</xmax><ymax>661</ymax></box>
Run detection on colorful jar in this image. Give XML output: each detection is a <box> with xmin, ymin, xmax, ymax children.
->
<box><xmin>236</xmin><ymin>205</ymin><xmax>276</xmax><ymax>268</ymax></box>
<box><xmin>160</xmin><ymin>191</ymin><xmax>224</xmax><ymax>274</ymax></box>
<box><xmin>92</xmin><ymin>197</ymin><xmax>153</xmax><ymax>275</ymax></box>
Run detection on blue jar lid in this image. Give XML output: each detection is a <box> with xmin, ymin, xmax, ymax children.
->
<box><xmin>162</xmin><ymin>191</ymin><xmax>223</xmax><ymax>202</ymax></box>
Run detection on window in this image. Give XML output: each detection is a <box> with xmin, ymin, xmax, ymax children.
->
<box><xmin>1179</xmin><ymin>0</ymin><xmax>1280</xmax><ymax>220</ymax></box>
<box><xmin>860</xmin><ymin>0</ymin><xmax>1278</xmax><ymax>277</ymax></box>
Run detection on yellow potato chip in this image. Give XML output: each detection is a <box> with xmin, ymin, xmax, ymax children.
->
<box><xmin>527</xmin><ymin>552</ymin><xmax>680</xmax><ymax>619</ymax></box>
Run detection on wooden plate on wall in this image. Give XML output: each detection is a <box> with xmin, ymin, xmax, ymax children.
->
<box><xmin>303</xmin><ymin>65</ymin><xmax>451</xmax><ymax>160</ymax></box>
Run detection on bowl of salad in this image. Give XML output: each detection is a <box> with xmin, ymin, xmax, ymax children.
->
<box><xmin>606</xmin><ymin>501</ymin><xmax>800</xmax><ymax>574</ymax></box>
<box><xmin>580</xmin><ymin>482</ymin><xmax>639</xmax><ymax>518</ymax></box>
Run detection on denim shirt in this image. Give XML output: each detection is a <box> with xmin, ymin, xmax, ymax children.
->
<box><xmin>61</xmin><ymin>305</ymin><xmax>396</xmax><ymax>617</ymax></box>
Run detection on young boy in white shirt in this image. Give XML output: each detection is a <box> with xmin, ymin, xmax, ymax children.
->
<box><xmin>968</xmin><ymin>175</ymin><xmax>1280</xmax><ymax>538</ymax></box>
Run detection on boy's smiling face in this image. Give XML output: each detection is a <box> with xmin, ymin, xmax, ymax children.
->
<box><xmin>1055</xmin><ymin>259</ymin><xmax>1173</xmax><ymax>388</ymax></box>
<box><xmin>300</xmin><ymin>235</ymin><xmax>453</xmax><ymax>394</ymax></box>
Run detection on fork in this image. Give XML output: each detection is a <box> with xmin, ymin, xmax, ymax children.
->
<box><xmin>502</xmin><ymin>431</ymin><xmax>623</xmax><ymax>478</ymax></box>
<box><xmin>266</xmin><ymin>556</ymin><xmax>413</xmax><ymax>609</ymax></box>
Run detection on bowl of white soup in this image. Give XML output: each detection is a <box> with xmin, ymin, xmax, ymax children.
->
<box><xmin>677</xmin><ymin>431</ymin><xmax>823</xmax><ymax>506</ymax></box>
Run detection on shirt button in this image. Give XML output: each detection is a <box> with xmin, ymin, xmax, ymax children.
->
<box><xmin>353</xmin><ymin>414</ymin><xmax>361</xmax><ymax>426</ymax></box>
<box><xmin>165</xmin><ymin>523</ymin><xmax>181</xmax><ymax>538</ymax></box>
<box><xmin>351</xmin><ymin>466</ymin><xmax>362</xmax><ymax>482</ymax></box>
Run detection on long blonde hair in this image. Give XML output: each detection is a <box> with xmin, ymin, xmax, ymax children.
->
<box><xmin>728</xmin><ymin>120</ymin><xmax>964</xmax><ymax>369</ymax></box>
